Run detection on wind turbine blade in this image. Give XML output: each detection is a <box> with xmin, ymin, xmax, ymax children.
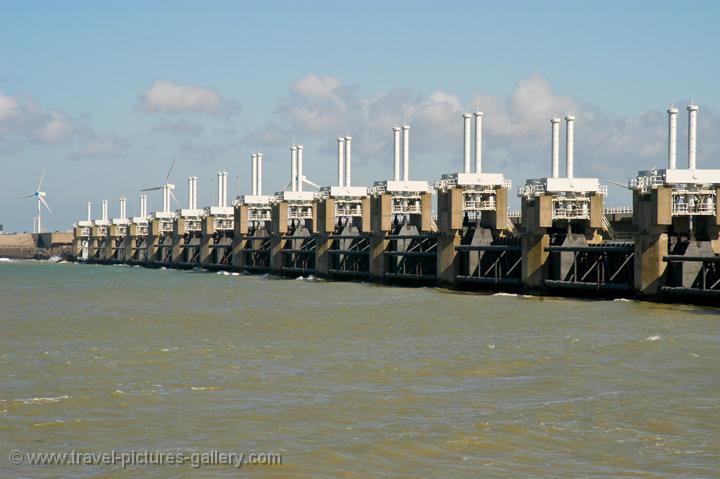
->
<box><xmin>303</xmin><ymin>177</ymin><xmax>321</xmax><ymax>189</ymax></box>
<box><xmin>37</xmin><ymin>169</ymin><xmax>47</xmax><ymax>191</ymax></box>
<box><xmin>607</xmin><ymin>180</ymin><xmax>628</xmax><ymax>188</ymax></box>
<box><xmin>140</xmin><ymin>186</ymin><xmax>164</xmax><ymax>192</ymax></box>
<box><xmin>169</xmin><ymin>189</ymin><xmax>181</xmax><ymax>209</ymax></box>
<box><xmin>40</xmin><ymin>196</ymin><xmax>53</xmax><ymax>214</ymax></box>
<box><xmin>165</xmin><ymin>158</ymin><xmax>176</xmax><ymax>183</ymax></box>
<box><xmin>16</xmin><ymin>193</ymin><xmax>35</xmax><ymax>199</ymax></box>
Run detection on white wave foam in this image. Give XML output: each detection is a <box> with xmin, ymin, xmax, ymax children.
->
<box><xmin>613</xmin><ymin>298</ymin><xmax>631</xmax><ymax>302</ymax></box>
<box><xmin>190</xmin><ymin>386</ymin><xmax>221</xmax><ymax>391</ymax></box>
<box><xmin>296</xmin><ymin>275</ymin><xmax>318</xmax><ymax>281</ymax></box>
<box><xmin>20</xmin><ymin>395</ymin><xmax>69</xmax><ymax>405</ymax></box>
<box><xmin>645</xmin><ymin>335</ymin><xmax>661</xmax><ymax>341</ymax></box>
<box><xmin>0</xmin><ymin>257</ymin><xmax>13</xmax><ymax>263</ymax></box>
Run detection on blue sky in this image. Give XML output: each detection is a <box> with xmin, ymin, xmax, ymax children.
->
<box><xmin>1</xmin><ymin>0</ymin><xmax>719</xmax><ymax>231</ymax></box>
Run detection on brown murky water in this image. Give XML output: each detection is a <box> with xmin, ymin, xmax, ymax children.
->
<box><xmin>1</xmin><ymin>261</ymin><xmax>718</xmax><ymax>478</ymax></box>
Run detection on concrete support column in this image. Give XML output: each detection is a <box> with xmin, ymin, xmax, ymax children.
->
<box><xmin>123</xmin><ymin>229</ymin><xmax>134</xmax><ymax>262</ymax></box>
<box><xmin>147</xmin><ymin>219</ymin><xmax>161</xmax><ymax>264</ymax></box>
<box><xmin>270</xmin><ymin>202</ymin><xmax>288</xmax><ymax>273</ymax></box>
<box><xmin>360</xmin><ymin>197</ymin><xmax>371</xmax><ymax>232</ymax></box>
<box><xmin>200</xmin><ymin>216</ymin><xmax>215</xmax><ymax>266</ymax></box>
<box><xmin>436</xmin><ymin>187</ymin><xmax>463</xmax><ymax>285</ymax></box>
<box><xmin>88</xmin><ymin>226</ymin><xmax>99</xmax><ymax>261</ymax></box>
<box><xmin>172</xmin><ymin>217</ymin><xmax>186</xmax><ymax>265</ymax></box>
<box><xmin>105</xmin><ymin>225</ymin><xmax>117</xmax><ymax>261</ymax></box>
<box><xmin>315</xmin><ymin>198</ymin><xmax>335</xmax><ymax>277</ymax></box>
<box><xmin>420</xmin><ymin>192</ymin><xmax>433</xmax><ymax>233</ymax></box>
<box><xmin>519</xmin><ymin>195</ymin><xmax>552</xmax><ymax>289</ymax></box>
<box><xmin>316</xmin><ymin>232</ymin><xmax>331</xmax><ymax>276</ymax></box>
<box><xmin>589</xmin><ymin>195</ymin><xmax>604</xmax><ymax>229</ymax></box>
<box><xmin>631</xmin><ymin>190</ymin><xmax>668</xmax><ymax>294</ymax></box>
<box><xmin>369</xmin><ymin>194</ymin><xmax>392</xmax><ymax>280</ymax></box>
<box><xmin>521</xmin><ymin>233</ymin><xmax>550</xmax><ymax>288</ymax></box>
<box><xmin>634</xmin><ymin>231</ymin><xmax>669</xmax><ymax>295</ymax></box>
<box><xmin>491</xmin><ymin>187</ymin><xmax>509</xmax><ymax>231</ymax></box>
<box><xmin>231</xmin><ymin>205</ymin><xmax>248</xmax><ymax>270</ymax></box>
<box><xmin>72</xmin><ymin>226</ymin><xmax>84</xmax><ymax>259</ymax></box>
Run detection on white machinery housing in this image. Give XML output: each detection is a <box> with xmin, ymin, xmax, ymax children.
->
<box><xmin>519</xmin><ymin>115</ymin><xmax>606</xmax><ymax>221</ymax></box>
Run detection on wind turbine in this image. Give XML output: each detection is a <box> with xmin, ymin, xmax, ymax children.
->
<box><xmin>17</xmin><ymin>170</ymin><xmax>52</xmax><ymax>233</ymax></box>
<box><xmin>141</xmin><ymin>159</ymin><xmax>180</xmax><ymax>213</ymax></box>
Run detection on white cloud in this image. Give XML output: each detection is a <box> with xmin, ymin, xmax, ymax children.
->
<box><xmin>0</xmin><ymin>89</ymin><xmax>133</xmax><ymax>159</ymax></box>
<box><xmin>151</xmin><ymin>118</ymin><xmax>205</xmax><ymax>137</ymax></box>
<box><xmin>249</xmin><ymin>74</ymin><xmax>463</xmax><ymax>157</ymax></box>
<box><xmin>137</xmin><ymin>80</ymin><xmax>236</xmax><ymax>116</ymax></box>
<box><xmin>249</xmin><ymin>73</ymin><xmax>720</xmax><ymax>195</ymax></box>
<box><xmin>30</xmin><ymin>110</ymin><xmax>77</xmax><ymax>144</ymax></box>
<box><xmin>0</xmin><ymin>92</ymin><xmax>20</xmax><ymax>121</ymax></box>
<box><xmin>0</xmin><ymin>91</ymin><xmax>80</xmax><ymax>149</ymax></box>
<box><xmin>74</xmin><ymin>133</ymin><xmax>129</xmax><ymax>159</ymax></box>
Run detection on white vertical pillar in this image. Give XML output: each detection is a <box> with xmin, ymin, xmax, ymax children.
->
<box><xmin>163</xmin><ymin>185</ymin><xmax>169</xmax><ymax>213</ymax></box>
<box><xmin>223</xmin><ymin>171</ymin><xmax>228</xmax><ymax>207</ymax></box>
<box><xmin>257</xmin><ymin>153</ymin><xmax>263</xmax><ymax>196</ymax></box>
<box><xmin>188</xmin><ymin>177</ymin><xmax>194</xmax><ymax>209</ymax></box>
<box><xmin>687</xmin><ymin>104</ymin><xmax>698</xmax><ymax>169</ymax></box>
<box><xmin>251</xmin><ymin>153</ymin><xmax>258</xmax><ymax>196</ymax></box>
<box><xmin>667</xmin><ymin>106</ymin><xmax>678</xmax><ymax>170</ymax></box>
<box><xmin>87</xmin><ymin>201</ymin><xmax>92</xmax><ymax>221</ymax></box>
<box><xmin>463</xmin><ymin>113</ymin><xmax>471</xmax><ymax>173</ymax></box>
<box><xmin>402</xmin><ymin>125</ymin><xmax>410</xmax><ymax>181</ymax></box>
<box><xmin>297</xmin><ymin>145</ymin><xmax>304</xmax><ymax>192</ymax></box>
<box><xmin>290</xmin><ymin>146</ymin><xmax>297</xmax><ymax>192</ymax></box>
<box><xmin>565</xmin><ymin>115</ymin><xmax>575</xmax><ymax>179</ymax></box>
<box><xmin>337</xmin><ymin>138</ymin><xmax>345</xmax><ymax>186</ymax></box>
<box><xmin>101</xmin><ymin>200</ymin><xmax>108</xmax><ymax>221</ymax></box>
<box><xmin>216</xmin><ymin>172</ymin><xmax>223</xmax><ymax>207</ymax></box>
<box><xmin>344</xmin><ymin>136</ymin><xmax>352</xmax><ymax>187</ymax></box>
<box><xmin>551</xmin><ymin>118</ymin><xmax>560</xmax><ymax>179</ymax></box>
<box><xmin>393</xmin><ymin>127</ymin><xmax>401</xmax><ymax>181</ymax></box>
<box><xmin>474</xmin><ymin>111</ymin><xmax>483</xmax><ymax>173</ymax></box>
<box><xmin>141</xmin><ymin>195</ymin><xmax>148</xmax><ymax>218</ymax></box>
<box><xmin>120</xmin><ymin>196</ymin><xmax>127</xmax><ymax>219</ymax></box>
<box><xmin>192</xmin><ymin>177</ymin><xmax>197</xmax><ymax>209</ymax></box>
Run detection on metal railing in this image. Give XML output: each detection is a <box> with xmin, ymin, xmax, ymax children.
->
<box><xmin>603</xmin><ymin>206</ymin><xmax>633</xmax><ymax>214</ymax></box>
<box><xmin>463</xmin><ymin>200</ymin><xmax>497</xmax><ymax>211</ymax></box>
<box><xmin>630</xmin><ymin>175</ymin><xmax>663</xmax><ymax>193</ymax></box>
<box><xmin>392</xmin><ymin>204</ymin><xmax>422</xmax><ymax>214</ymax></box>
<box><xmin>672</xmin><ymin>202</ymin><xmax>716</xmax><ymax>216</ymax></box>
<box><xmin>518</xmin><ymin>183</ymin><xmax>545</xmax><ymax>198</ymax></box>
<box><xmin>552</xmin><ymin>207</ymin><xmax>590</xmax><ymax>220</ymax></box>
<box><xmin>335</xmin><ymin>203</ymin><xmax>364</xmax><ymax>217</ymax></box>
<box><xmin>248</xmin><ymin>210</ymin><xmax>271</xmax><ymax>221</ymax></box>
<box><xmin>287</xmin><ymin>207</ymin><xmax>314</xmax><ymax>220</ymax></box>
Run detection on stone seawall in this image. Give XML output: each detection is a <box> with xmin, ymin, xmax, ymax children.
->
<box><xmin>0</xmin><ymin>233</ymin><xmax>72</xmax><ymax>260</ymax></box>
